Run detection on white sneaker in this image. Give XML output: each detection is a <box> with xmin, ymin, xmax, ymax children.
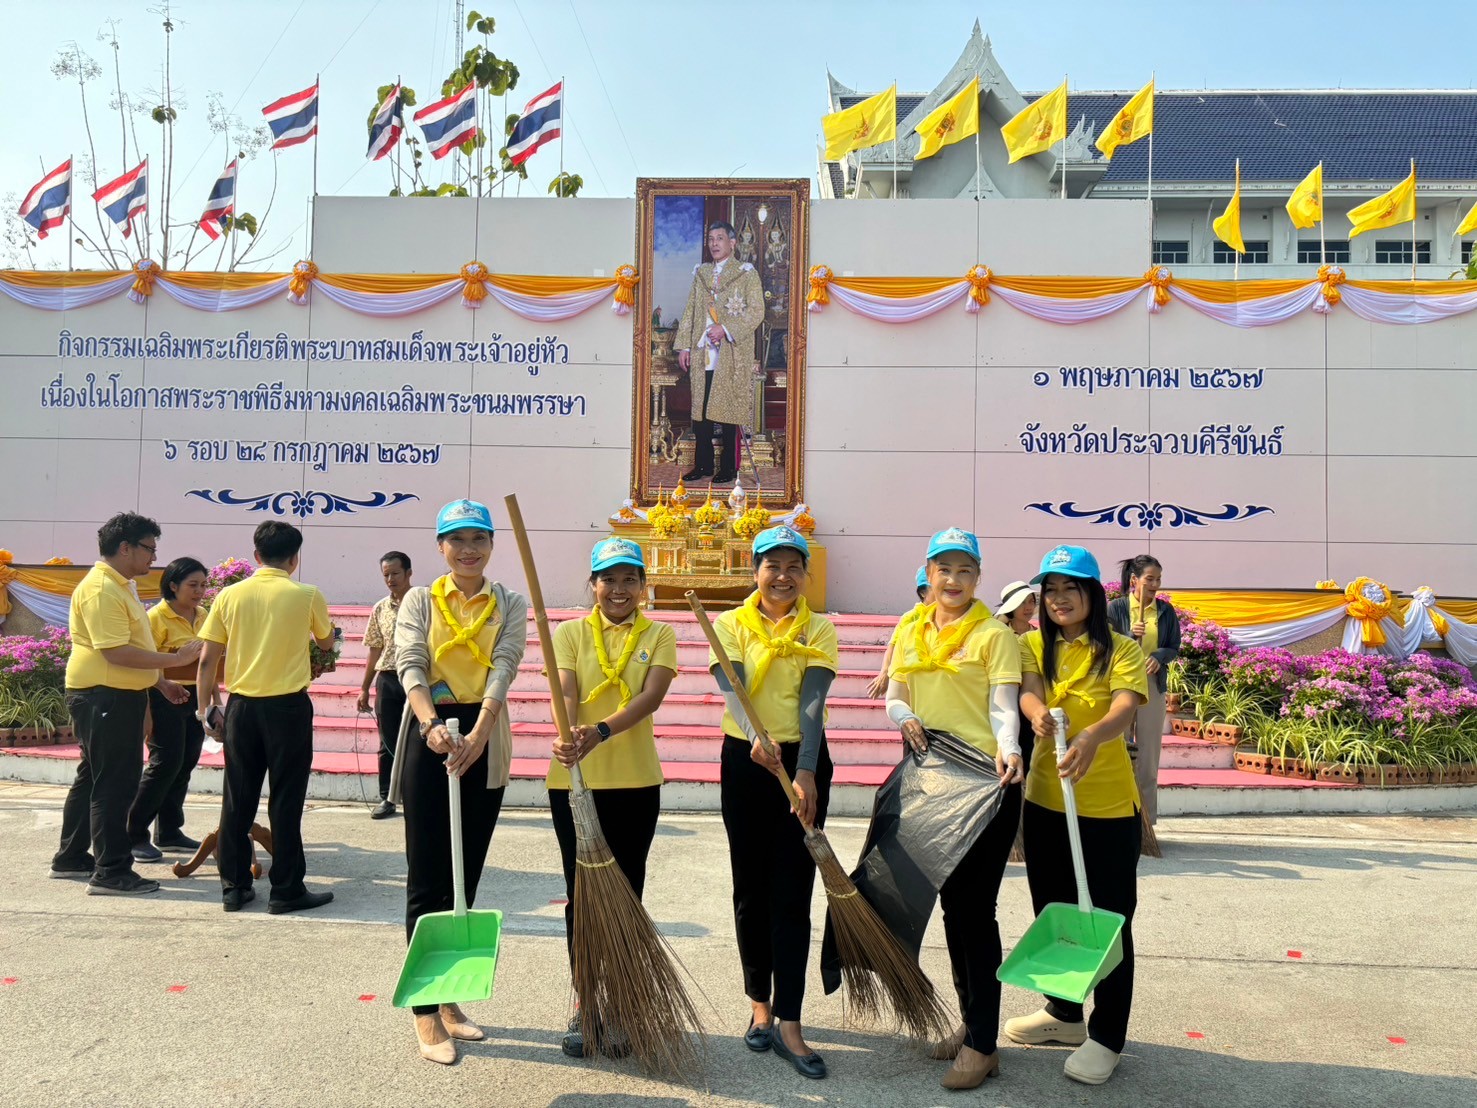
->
<box><xmin>1064</xmin><ymin>1039</ymin><xmax>1120</xmax><ymax>1085</ymax></box>
<box><xmin>1003</xmin><ymin>1008</ymin><xmax>1088</xmax><ymax>1046</ymax></box>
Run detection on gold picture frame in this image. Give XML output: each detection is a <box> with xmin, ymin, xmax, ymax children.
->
<box><xmin>630</xmin><ymin>177</ymin><xmax>809</xmax><ymax>507</ymax></box>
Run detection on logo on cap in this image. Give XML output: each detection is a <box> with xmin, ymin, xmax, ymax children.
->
<box><xmin>772</xmin><ymin>527</ymin><xmax>798</xmax><ymax>545</ymax></box>
<box><xmin>1049</xmin><ymin>546</ymin><xmax>1073</xmax><ymax>566</ymax></box>
<box><xmin>598</xmin><ymin>539</ymin><xmax>641</xmax><ymax>560</ymax></box>
<box><xmin>445</xmin><ymin>500</ymin><xmax>479</xmax><ymax>520</ymax></box>
<box><xmin>941</xmin><ymin>527</ymin><xmax>970</xmax><ymax>545</ymax></box>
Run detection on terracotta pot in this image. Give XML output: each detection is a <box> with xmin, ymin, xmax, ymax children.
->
<box><xmin>1316</xmin><ymin>762</ymin><xmax>1359</xmax><ymax>784</ymax></box>
<box><xmin>1234</xmin><ymin>751</ymin><xmax>1270</xmax><ymax>774</ymax></box>
<box><xmin>1170</xmin><ymin>717</ymin><xmax>1203</xmax><ymax>739</ymax></box>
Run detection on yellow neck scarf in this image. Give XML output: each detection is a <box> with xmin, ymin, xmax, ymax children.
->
<box><xmin>1040</xmin><ymin>635</ymin><xmax>1100</xmax><ymax>710</ymax></box>
<box><xmin>732</xmin><ymin>591</ymin><xmax>829</xmax><ymax>693</ymax></box>
<box><xmin>582</xmin><ymin>608</ymin><xmax>653</xmax><ymax>708</ymax></box>
<box><xmin>431</xmin><ymin>574</ymin><xmax>499</xmax><ymax>667</ymax></box>
<box><xmin>893</xmin><ymin>600</ymin><xmax>991</xmax><ymax>677</ymax></box>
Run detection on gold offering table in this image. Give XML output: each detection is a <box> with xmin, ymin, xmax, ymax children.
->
<box><xmin>610</xmin><ymin>522</ymin><xmax>826</xmax><ymax>611</ymax></box>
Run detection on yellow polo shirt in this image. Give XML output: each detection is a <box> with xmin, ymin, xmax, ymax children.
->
<box><xmin>889</xmin><ymin>608</ymin><xmax>1021</xmax><ymax>756</ymax></box>
<box><xmin>1021</xmin><ymin>629</ymin><xmax>1148</xmax><ymax>818</ymax></box>
<box><xmin>199</xmin><ymin>566</ymin><xmax>332</xmax><ymax>697</ymax></box>
<box><xmin>150</xmin><ymin>602</ymin><xmax>206</xmax><ymax>685</ymax></box>
<box><xmin>710</xmin><ymin>601</ymin><xmax>839</xmax><ymax>745</ymax></box>
<box><xmin>548</xmin><ymin>611</ymin><xmax>677</xmax><ymax>790</ymax></box>
<box><xmin>426</xmin><ymin>575</ymin><xmax>503</xmax><ymax>705</ymax></box>
<box><xmin>65</xmin><ymin>561</ymin><xmax>159</xmax><ymax>691</ymax></box>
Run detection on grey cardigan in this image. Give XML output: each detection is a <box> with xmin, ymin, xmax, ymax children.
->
<box><xmin>394</xmin><ymin>580</ymin><xmax>528</xmax><ymax>788</ymax></box>
<box><xmin>1106</xmin><ymin>596</ymin><xmax>1180</xmax><ymax>694</ymax></box>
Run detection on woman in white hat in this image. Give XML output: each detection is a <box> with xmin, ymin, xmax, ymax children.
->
<box><xmin>884</xmin><ymin>528</ymin><xmax>1023</xmax><ymax>1090</ymax></box>
<box><xmin>395</xmin><ymin>499</ymin><xmax>527</xmax><ymax>1064</ymax></box>
<box><xmin>550</xmin><ymin>537</ymin><xmax>677</xmax><ymax>1058</ymax></box>
<box><xmin>710</xmin><ymin>526</ymin><xmax>838</xmax><ymax>1080</ymax></box>
<box><xmin>995</xmin><ymin>580</ymin><xmax>1037</xmax><ymax>635</ymax></box>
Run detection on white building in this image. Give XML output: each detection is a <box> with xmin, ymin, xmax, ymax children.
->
<box><xmin>820</xmin><ymin>22</ymin><xmax>1477</xmax><ymax>279</ymax></box>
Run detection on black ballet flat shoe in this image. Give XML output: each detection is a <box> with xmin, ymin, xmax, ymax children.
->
<box><xmin>744</xmin><ymin>1017</ymin><xmax>772</xmax><ymax>1053</ymax></box>
<box><xmin>770</xmin><ymin>1025</ymin><xmax>826</xmax><ymax>1080</ymax></box>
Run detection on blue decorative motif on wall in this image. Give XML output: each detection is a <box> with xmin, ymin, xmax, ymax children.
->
<box><xmin>1025</xmin><ymin>501</ymin><xmax>1273</xmax><ymax>530</ymax></box>
<box><xmin>187</xmin><ymin>489</ymin><xmax>419</xmax><ymax>518</ymax></box>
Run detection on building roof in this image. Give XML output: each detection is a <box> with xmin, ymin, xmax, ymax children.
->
<box><xmin>1058</xmin><ymin>91</ymin><xmax>1477</xmax><ymax>182</ymax></box>
<box><xmin>837</xmin><ymin>93</ymin><xmax>929</xmax><ymax>120</ymax></box>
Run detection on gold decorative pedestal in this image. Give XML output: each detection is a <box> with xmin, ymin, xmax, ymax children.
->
<box><xmin>613</xmin><ymin>523</ymin><xmax>826</xmax><ymax>611</ymax></box>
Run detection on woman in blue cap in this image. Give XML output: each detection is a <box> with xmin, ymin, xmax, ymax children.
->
<box><xmin>549</xmin><ymin>537</ymin><xmax>678</xmax><ymax>1058</ymax></box>
<box><xmin>883</xmin><ymin>527</ymin><xmax>1023</xmax><ymax>1090</ymax></box>
<box><xmin>395</xmin><ymin>499</ymin><xmax>528</xmax><ymax>1064</ymax></box>
<box><xmin>866</xmin><ymin>566</ymin><xmax>933</xmax><ymax>699</ymax></box>
<box><xmin>709</xmin><ymin>525</ymin><xmax>838</xmax><ymax>1079</ymax></box>
<box><xmin>1006</xmin><ymin>545</ymin><xmax>1148</xmax><ymax>1086</ymax></box>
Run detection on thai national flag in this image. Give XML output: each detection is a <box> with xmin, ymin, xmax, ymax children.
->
<box><xmin>93</xmin><ymin>159</ymin><xmax>148</xmax><ymax>238</ymax></box>
<box><xmin>19</xmin><ymin>159</ymin><xmax>72</xmax><ymax>240</ymax></box>
<box><xmin>198</xmin><ymin>160</ymin><xmax>238</xmax><ymax>241</ymax></box>
<box><xmin>507</xmin><ymin>81</ymin><xmax>562</xmax><ymax>166</ymax></box>
<box><xmin>262</xmin><ymin>82</ymin><xmax>319</xmax><ymax>150</ymax></box>
<box><xmin>413</xmin><ymin>83</ymin><xmax>478</xmax><ymax>160</ymax></box>
<box><xmin>366</xmin><ymin>84</ymin><xmax>405</xmax><ymax>161</ymax></box>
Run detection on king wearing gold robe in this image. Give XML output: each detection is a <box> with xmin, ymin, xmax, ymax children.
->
<box><xmin>675</xmin><ymin>220</ymin><xmax>766</xmax><ymax>481</ymax></box>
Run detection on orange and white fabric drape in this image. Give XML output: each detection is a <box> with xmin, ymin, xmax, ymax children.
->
<box><xmin>803</xmin><ymin>263</ymin><xmax>1477</xmax><ymax>328</ymax></box>
<box><xmin>0</xmin><ymin>264</ymin><xmax>638</xmax><ymax>322</ymax></box>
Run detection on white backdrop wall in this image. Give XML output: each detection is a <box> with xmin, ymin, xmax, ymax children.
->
<box><xmin>2</xmin><ymin>196</ymin><xmax>1475</xmax><ymax>611</ymax></box>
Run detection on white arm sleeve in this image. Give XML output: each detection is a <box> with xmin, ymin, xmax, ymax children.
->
<box><xmin>990</xmin><ymin>683</ymin><xmax>1022</xmax><ymax>761</ymax></box>
<box><xmin>886</xmin><ymin>698</ymin><xmax>921</xmax><ymax>730</ymax></box>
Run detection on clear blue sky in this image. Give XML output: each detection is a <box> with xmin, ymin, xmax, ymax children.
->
<box><xmin>6</xmin><ymin>0</ymin><xmax>1477</xmax><ymax>268</ymax></box>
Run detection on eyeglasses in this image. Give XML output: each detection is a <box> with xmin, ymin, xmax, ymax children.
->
<box><xmin>134</xmin><ymin>542</ymin><xmax>158</xmax><ymax>556</ymax></box>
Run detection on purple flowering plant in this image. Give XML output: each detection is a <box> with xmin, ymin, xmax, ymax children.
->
<box><xmin>202</xmin><ymin>557</ymin><xmax>255</xmax><ymax>608</ymax></box>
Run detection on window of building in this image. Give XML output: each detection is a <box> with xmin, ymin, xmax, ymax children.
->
<box><xmin>1462</xmin><ymin>241</ymin><xmax>1474</xmax><ymax>265</ymax></box>
<box><xmin>1374</xmin><ymin>240</ymin><xmax>1431</xmax><ymax>264</ymax></box>
<box><xmin>1296</xmin><ymin>240</ymin><xmax>1351</xmax><ymax>263</ymax></box>
<box><xmin>1213</xmin><ymin>240</ymin><xmax>1269</xmax><ymax>264</ymax></box>
<box><xmin>1152</xmin><ymin>240</ymin><xmax>1189</xmax><ymax>265</ymax></box>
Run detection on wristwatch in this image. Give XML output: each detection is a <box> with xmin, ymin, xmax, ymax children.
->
<box><xmin>419</xmin><ymin>717</ymin><xmax>446</xmax><ymax>737</ymax></box>
<box><xmin>595</xmin><ymin>721</ymin><xmax>612</xmax><ymax>742</ymax></box>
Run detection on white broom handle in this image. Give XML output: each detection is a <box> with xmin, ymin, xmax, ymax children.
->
<box><xmin>1051</xmin><ymin>708</ymin><xmax>1093</xmax><ymax>915</ymax></box>
<box><xmin>387</xmin><ymin>701</ymin><xmax>414</xmax><ymax>804</ymax></box>
<box><xmin>447</xmin><ymin>718</ymin><xmax>467</xmax><ymax>919</ymax></box>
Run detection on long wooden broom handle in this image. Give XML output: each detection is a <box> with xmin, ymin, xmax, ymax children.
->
<box><xmin>503</xmin><ymin>495</ymin><xmax>584</xmax><ymax>790</ymax></box>
<box><xmin>685</xmin><ymin>591</ymin><xmax>808</xmax><ymax>824</ymax></box>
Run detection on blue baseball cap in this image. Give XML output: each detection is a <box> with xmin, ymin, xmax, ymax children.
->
<box><xmin>753</xmin><ymin>525</ymin><xmax>809</xmax><ymax>558</ymax></box>
<box><xmin>915</xmin><ymin>565</ymin><xmax>929</xmax><ymax>589</ymax></box>
<box><xmin>1031</xmin><ymin>545</ymin><xmax>1100</xmax><ymax>584</ymax></box>
<box><xmin>591</xmin><ymin>537</ymin><xmax>645</xmax><ymax>573</ymax></box>
<box><xmin>925</xmin><ymin>527</ymin><xmax>980</xmax><ymax>563</ymax></box>
<box><xmin>436</xmin><ymin>499</ymin><xmax>495</xmax><ymax>537</ymax></box>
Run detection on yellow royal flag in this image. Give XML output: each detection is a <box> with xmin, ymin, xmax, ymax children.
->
<box><xmin>1001</xmin><ymin>80</ymin><xmax>1067</xmax><ymax>164</ymax></box>
<box><xmin>1095</xmin><ymin>79</ymin><xmax>1154</xmax><ymax>161</ymax></box>
<box><xmin>1286</xmin><ymin>163</ymin><xmax>1323</xmax><ymax>229</ymax></box>
<box><xmin>1457</xmin><ymin>201</ymin><xmax>1477</xmax><ymax>238</ymax></box>
<box><xmin>822</xmin><ymin>85</ymin><xmax>897</xmax><ymax>161</ymax></box>
<box><xmin>1349</xmin><ymin>162</ymin><xmax>1416</xmax><ymax>238</ymax></box>
<box><xmin>1213</xmin><ymin>161</ymin><xmax>1245</xmax><ymax>254</ymax></box>
<box><xmin>914</xmin><ymin>78</ymin><xmax>980</xmax><ymax>161</ymax></box>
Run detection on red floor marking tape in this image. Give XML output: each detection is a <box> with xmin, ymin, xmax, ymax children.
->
<box><xmin>550</xmin><ymin>898</ymin><xmax>568</xmax><ymax>905</ymax></box>
<box><xmin>167</xmin><ymin>985</ymin><xmax>188</xmax><ymax>993</ymax></box>
<box><xmin>1387</xmin><ymin>1036</ymin><xmax>1406</xmax><ymax>1045</ymax></box>
<box><xmin>1185</xmin><ymin>1031</ymin><xmax>1206</xmax><ymax>1040</ymax></box>
<box><xmin>358</xmin><ymin>994</ymin><xmax>376</xmax><ymax>1002</ymax></box>
<box><xmin>1287</xmin><ymin>950</ymin><xmax>1303</xmax><ymax>959</ymax></box>
<box><xmin>1</xmin><ymin>978</ymin><xmax>17</xmax><ymax>986</ymax></box>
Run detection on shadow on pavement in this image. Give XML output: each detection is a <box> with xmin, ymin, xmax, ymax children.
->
<box><xmin>1143</xmin><ymin>838</ymin><xmax>1477</xmax><ymax>881</ymax></box>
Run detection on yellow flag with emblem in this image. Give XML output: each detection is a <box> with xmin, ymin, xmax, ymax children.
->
<box><xmin>822</xmin><ymin>85</ymin><xmax>897</xmax><ymax>161</ymax></box>
<box><xmin>1349</xmin><ymin>162</ymin><xmax>1416</xmax><ymax>237</ymax></box>
<box><xmin>1457</xmin><ymin>200</ymin><xmax>1477</xmax><ymax>238</ymax></box>
<box><xmin>1000</xmin><ymin>80</ymin><xmax>1067</xmax><ymax>164</ymax></box>
<box><xmin>914</xmin><ymin>78</ymin><xmax>980</xmax><ymax>161</ymax></box>
<box><xmin>1213</xmin><ymin>160</ymin><xmax>1245</xmax><ymax>254</ymax></box>
<box><xmin>1094</xmin><ymin>79</ymin><xmax>1153</xmax><ymax>161</ymax></box>
<box><xmin>1286</xmin><ymin>163</ymin><xmax>1323</xmax><ymax>229</ymax></box>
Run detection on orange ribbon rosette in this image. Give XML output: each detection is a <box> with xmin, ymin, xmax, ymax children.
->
<box><xmin>965</xmin><ymin>264</ymin><xmax>992</xmax><ymax>309</ymax></box>
<box><xmin>1144</xmin><ymin>266</ymin><xmax>1173</xmax><ymax>308</ymax></box>
<box><xmin>288</xmin><ymin>259</ymin><xmax>320</xmax><ymax>304</ymax></box>
<box><xmin>1317</xmin><ymin>263</ymin><xmax>1346</xmax><ymax>307</ymax></box>
<box><xmin>806</xmin><ymin>264</ymin><xmax>833</xmax><ymax>311</ymax></box>
<box><xmin>613</xmin><ymin>263</ymin><xmax>638</xmax><ymax>315</ymax></box>
<box><xmin>128</xmin><ymin>259</ymin><xmax>159</xmax><ymax>304</ymax></box>
<box><xmin>459</xmin><ymin>261</ymin><xmax>489</xmax><ymax>308</ymax></box>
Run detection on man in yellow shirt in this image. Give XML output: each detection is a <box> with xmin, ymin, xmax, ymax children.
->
<box><xmin>198</xmin><ymin>521</ymin><xmax>336</xmax><ymax>914</ymax></box>
<box><xmin>50</xmin><ymin>513</ymin><xmax>203</xmax><ymax>895</ymax></box>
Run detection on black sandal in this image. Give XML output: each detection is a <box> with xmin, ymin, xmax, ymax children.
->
<box><xmin>744</xmin><ymin>1016</ymin><xmax>772</xmax><ymax>1053</ymax></box>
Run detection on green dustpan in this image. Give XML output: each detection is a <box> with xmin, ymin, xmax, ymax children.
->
<box><xmin>393</xmin><ymin>749</ymin><xmax>503</xmax><ymax>1008</ymax></box>
<box><xmin>998</xmin><ymin>712</ymin><xmax>1124</xmax><ymax>1004</ymax></box>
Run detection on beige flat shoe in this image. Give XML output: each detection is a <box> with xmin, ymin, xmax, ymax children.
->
<box><xmin>1064</xmin><ymin>1039</ymin><xmax>1121</xmax><ymax>1085</ymax></box>
<box><xmin>929</xmin><ymin>1023</ymin><xmax>967</xmax><ymax>1061</ymax></box>
<box><xmin>940</xmin><ymin>1046</ymin><xmax>999</xmax><ymax>1090</ymax></box>
<box><xmin>439</xmin><ymin>1002</ymin><xmax>485</xmax><ymax>1041</ymax></box>
<box><xmin>415</xmin><ymin>1013</ymin><xmax>457</xmax><ymax>1065</ymax></box>
<box><xmin>1004</xmin><ymin>1007</ymin><xmax>1088</xmax><ymax>1046</ymax></box>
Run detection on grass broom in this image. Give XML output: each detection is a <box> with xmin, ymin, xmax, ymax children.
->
<box><xmin>504</xmin><ymin>495</ymin><xmax>705</xmax><ymax>1080</ymax></box>
<box><xmin>686</xmin><ymin>591</ymin><xmax>951</xmax><ymax>1043</ymax></box>
<box><xmin>1130</xmin><ymin>579</ymin><xmax>1165</xmax><ymax>859</ymax></box>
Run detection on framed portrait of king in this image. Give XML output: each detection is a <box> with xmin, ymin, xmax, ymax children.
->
<box><xmin>631</xmin><ymin>177</ymin><xmax>809</xmax><ymax>506</ymax></box>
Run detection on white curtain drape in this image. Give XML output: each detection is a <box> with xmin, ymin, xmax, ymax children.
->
<box><xmin>991</xmin><ymin>283</ymin><xmax>1146</xmax><ymax>323</ymax></box>
<box><xmin>4</xmin><ymin>581</ymin><xmax>73</xmax><ymax>627</ymax></box>
<box><xmin>825</xmin><ymin>281</ymin><xmax>970</xmax><ymax>321</ymax></box>
<box><xmin>0</xmin><ymin>275</ymin><xmax>135</xmax><ymax>310</ymax></box>
<box><xmin>1170</xmin><ymin>282</ymin><xmax>1325</xmax><ymax>327</ymax></box>
<box><xmin>1224</xmin><ymin>606</ymin><xmax>1348</xmax><ymax>649</ymax></box>
<box><xmin>155</xmin><ymin>277</ymin><xmax>293</xmax><ymax>312</ymax></box>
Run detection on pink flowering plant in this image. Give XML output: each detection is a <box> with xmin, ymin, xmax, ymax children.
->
<box><xmin>0</xmin><ymin>626</ymin><xmax>72</xmax><ymax>731</ymax></box>
<box><xmin>202</xmin><ymin>558</ymin><xmax>255</xmax><ymax>608</ymax></box>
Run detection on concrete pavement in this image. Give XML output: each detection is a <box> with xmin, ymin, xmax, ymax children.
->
<box><xmin>1</xmin><ymin>782</ymin><xmax>1473</xmax><ymax>1107</ymax></box>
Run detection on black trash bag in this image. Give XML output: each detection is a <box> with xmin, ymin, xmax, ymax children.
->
<box><xmin>821</xmin><ymin>728</ymin><xmax>1010</xmax><ymax>995</ymax></box>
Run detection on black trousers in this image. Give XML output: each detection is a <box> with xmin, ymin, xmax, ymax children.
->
<box><xmin>692</xmin><ymin>371</ymin><xmax>738</xmax><ymax>474</ymax></box>
<box><xmin>939</xmin><ymin>784</ymin><xmax>1022</xmax><ymax>1053</ymax></box>
<box><xmin>54</xmin><ymin>686</ymin><xmax>148</xmax><ymax>881</ymax></box>
<box><xmin>219</xmin><ymin>690</ymin><xmax>315</xmax><ymax>902</ymax></box>
<box><xmin>549</xmin><ymin>784</ymin><xmax>662</xmax><ymax>968</ymax></box>
<box><xmin>128</xmin><ymin>686</ymin><xmax>205</xmax><ymax>845</ymax></box>
<box><xmin>373</xmin><ymin>670</ymin><xmax>406</xmax><ymax>801</ymax></box>
<box><xmin>720</xmin><ymin>735</ymin><xmax>833</xmax><ymax>1023</ymax></box>
<box><xmin>402</xmin><ymin>703</ymin><xmax>506</xmax><ymax>1015</ymax></box>
<box><xmin>1022</xmin><ymin>799</ymin><xmax>1141</xmax><ymax>1054</ymax></box>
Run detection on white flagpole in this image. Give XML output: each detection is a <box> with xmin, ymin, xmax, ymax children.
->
<box><xmin>66</xmin><ymin>154</ymin><xmax>75</xmax><ymax>272</ymax></box>
<box><xmin>854</xmin><ymin>158</ymin><xmax>864</xmax><ymax>201</ymax></box>
<box><xmin>559</xmin><ymin>75</ymin><xmax>566</xmax><ymax>195</ymax></box>
<box><xmin>1146</xmin><ymin>73</ymin><xmax>1154</xmax><ymax>260</ymax></box>
<box><xmin>1410</xmin><ymin>158</ymin><xmax>1418</xmax><ymax>282</ymax></box>
<box><xmin>1319</xmin><ymin>162</ymin><xmax>1326</xmax><ymax>267</ymax></box>
<box><xmin>312</xmin><ymin>74</ymin><xmax>320</xmax><ymax>199</ymax></box>
<box><xmin>892</xmin><ymin>80</ymin><xmax>898</xmax><ymax>200</ymax></box>
<box><xmin>1061</xmin><ymin>74</ymin><xmax>1068</xmax><ymax>201</ymax></box>
<box><xmin>1234</xmin><ymin>158</ymin><xmax>1240</xmax><ymax>281</ymax></box>
<box><xmin>975</xmin><ymin>124</ymin><xmax>982</xmax><ymax>201</ymax></box>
